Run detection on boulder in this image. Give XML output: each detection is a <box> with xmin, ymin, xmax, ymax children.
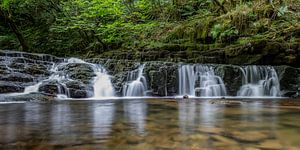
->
<box><xmin>276</xmin><ymin>66</ymin><xmax>300</xmax><ymax>95</ymax></box>
<box><xmin>66</xmin><ymin>81</ymin><xmax>93</xmax><ymax>98</ymax></box>
<box><xmin>215</xmin><ymin>65</ymin><xmax>243</xmax><ymax>96</ymax></box>
<box><xmin>59</xmin><ymin>63</ymin><xmax>96</xmax><ymax>84</ymax></box>
<box><xmin>144</xmin><ymin>62</ymin><xmax>178</xmax><ymax>96</ymax></box>
<box><xmin>38</xmin><ymin>80</ymin><xmax>67</xmax><ymax>95</ymax></box>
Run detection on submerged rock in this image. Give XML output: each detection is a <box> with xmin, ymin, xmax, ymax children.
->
<box><xmin>257</xmin><ymin>140</ymin><xmax>284</xmax><ymax>149</ymax></box>
<box><xmin>228</xmin><ymin>131</ymin><xmax>270</xmax><ymax>143</ymax></box>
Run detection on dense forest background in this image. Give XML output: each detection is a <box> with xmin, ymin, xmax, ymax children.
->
<box><xmin>0</xmin><ymin>0</ymin><xmax>299</xmax><ymax>64</ymax></box>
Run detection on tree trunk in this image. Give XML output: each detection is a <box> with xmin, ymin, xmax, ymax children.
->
<box><xmin>0</xmin><ymin>8</ymin><xmax>29</xmax><ymax>51</ymax></box>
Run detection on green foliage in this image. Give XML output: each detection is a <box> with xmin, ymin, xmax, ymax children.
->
<box><xmin>278</xmin><ymin>5</ymin><xmax>288</xmax><ymax>17</ymax></box>
<box><xmin>0</xmin><ymin>0</ymin><xmax>299</xmax><ymax>57</ymax></box>
<box><xmin>211</xmin><ymin>24</ymin><xmax>238</xmax><ymax>42</ymax></box>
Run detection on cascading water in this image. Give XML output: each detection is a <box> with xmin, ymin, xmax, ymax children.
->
<box><xmin>237</xmin><ymin>66</ymin><xmax>281</xmax><ymax>97</ymax></box>
<box><xmin>92</xmin><ymin>66</ymin><xmax>115</xmax><ymax>98</ymax></box>
<box><xmin>24</xmin><ymin>63</ymin><xmax>70</xmax><ymax>98</ymax></box>
<box><xmin>178</xmin><ymin>65</ymin><xmax>227</xmax><ymax>97</ymax></box>
<box><xmin>123</xmin><ymin>64</ymin><xmax>148</xmax><ymax>97</ymax></box>
<box><xmin>23</xmin><ymin>58</ymin><xmax>115</xmax><ymax>98</ymax></box>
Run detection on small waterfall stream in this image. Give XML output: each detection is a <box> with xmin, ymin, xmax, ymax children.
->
<box><xmin>24</xmin><ymin>62</ymin><xmax>70</xmax><ymax>98</ymax></box>
<box><xmin>1</xmin><ymin>50</ymin><xmax>290</xmax><ymax>99</ymax></box>
<box><xmin>178</xmin><ymin>65</ymin><xmax>227</xmax><ymax>97</ymax></box>
<box><xmin>237</xmin><ymin>66</ymin><xmax>281</xmax><ymax>97</ymax></box>
<box><xmin>123</xmin><ymin>64</ymin><xmax>148</xmax><ymax>97</ymax></box>
<box><xmin>92</xmin><ymin>66</ymin><xmax>115</xmax><ymax>98</ymax></box>
<box><xmin>23</xmin><ymin>58</ymin><xmax>115</xmax><ymax>98</ymax></box>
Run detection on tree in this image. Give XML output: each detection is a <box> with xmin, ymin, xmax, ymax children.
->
<box><xmin>0</xmin><ymin>0</ymin><xmax>29</xmax><ymax>51</ymax></box>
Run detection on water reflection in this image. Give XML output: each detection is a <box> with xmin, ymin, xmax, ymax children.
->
<box><xmin>123</xmin><ymin>100</ymin><xmax>147</xmax><ymax>134</ymax></box>
<box><xmin>92</xmin><ymin>103</ymin><xmax>115</xmax><ymax>137</ymax></box>
<box><xmin>199</xmin><ymin>100</ymin><xmax>221</xmax><ymax>127</ymax></box>
<box><xmin>240</xmin><ymin>101</ymin><xmax>279</xmax><ymax>129</ymax></box>
<box><xmin>51</xmin><ymin>103</ymin><xmax>72</xmax><ymax>139</ymax></box>
<box><xmin>0</xmin><ymin>99</ymin><xmax>300</xmax><ymax>149</ymax></box>
<box><xmin>178</xmin><ymin>100</ymin><xmax>196</xmax><ymax>133</ymax></box>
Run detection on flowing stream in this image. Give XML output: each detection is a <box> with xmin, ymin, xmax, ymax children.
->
<box><xmin>0</xmin><ymin>51</ymin><xmax>289</xmax><ymax>99</ymax></box>
<box><xmin>23</xmin><ymin>58</ymin><xmax>115</xmax><ymax>98</ymax></box>
<box><xmin>123</xmin><ymin>64</ymin><xmax>148</xmax><ymax>97</ymax></box>
<box><xmin>237</xmin><ymin>66</ymin><xmax>281</xmax><ymax>97</ymax></box>
<box><xmin>178</xmin><ymin>65</ymin><xmax>227</xmax><ymax>97</ymax></box>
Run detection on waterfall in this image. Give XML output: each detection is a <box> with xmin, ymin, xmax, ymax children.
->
<box><xmin>178</xmin><ymin>64</ymin><xmax>227</xmax><ymax>97</ymax></box>
<box><xmin>24</xmin><ymin>64</ymin><xmax>69</xmax><ymax>98</ymax></box>
<box><xmin>92</xmin><ymin>66</ymin><xmax>115</xmax><ymax>98</ymax></box>
<box><xmin>23</xmin><ymin>58</ymin><xmax>115</xmax><ymax>98</ymax></box>
<box><xmin>237</xmin><ymin>66</ymin><xmax>281</xmax><ymax>97</ymax></box>
<box><xmin>123</xmin><ymin>64</ymin><xmax>148</xmax><ymax>97</ymax></box>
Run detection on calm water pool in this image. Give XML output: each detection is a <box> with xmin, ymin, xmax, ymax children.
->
<box><xmin>0</xmin><ymin>99</ymin><xmax>300</xmax><ymax>150</ymax></box>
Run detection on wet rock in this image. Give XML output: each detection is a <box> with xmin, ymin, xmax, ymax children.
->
<box><xmin>65</xmin><ymin>81</ymin><xmax>86</xmax><ymax>89</ymax></box>
<box><xmin>0</xmin><ymin>72</ymin><xmax>34</xmax><ymax>83</ymax></box>
<box><xmin>282</xmin><ymin>91</ymin><xmax>298</xmax><ymax>98</ymax></box>
<box><xmin>69</xmin><ymin>89</ymin><xmax>92</xmax><ymax>98</ymax></box>
<box><xmin>8</xmin><ymin>62</ymin><xmax>26</xmax><ymax>70</ymax></box>
<box><xmin>215</xmin><ymin>65</ymin><xmax>243</xmax><ymax>96</ymax></box>
<box><xmin>0</xmin><ymin>65</ymin><xmax>10</xmax><ymax>75</ymax></box>
<box><xmin>66</xmin><ymin>81</ymin><xmax>93</xmax><ymax>98</ymax></box>
<box><xmin>212</xmin><ymin>142</ymin><xmax>242</xmax><ymax>150</ymax></box>
<box><xmin>59</xmin><ymin>63</ymin><xmax>96</xmax><ymax>84</ymax></box>
<box><xmin>126</xmin><ymin>135</ymin><xmax>144</xmax><ymax>144</ymax></box>
<box><xmin>197</xmin><ymin>127</ymin><xmax>223</xmax><ymax>134</ymax></box>
<box><xmin>244</xmin><ymin>147</ymin><xmax>261</xmax><ymax>150</ymax></box>
<box><xmin>188</xmin><ymin>134</ymin><xmax>207</xmax><ymax>141</ymax></box>
<box><xmin>144</xmin><ymin>62</ymin><xmax>178</xmax><ymax>96</ymax></box>
<box><xmin>111</xmin><ymin>73</ymin><xmax>127</xmax><ymax>96</ymax></box>
<box><xmin>134</xmin><ymin>143</ymin><xmax>155</xmax><ymax>150</ymax></box>
<box><xmin>0</xmin><ymin>93</ymin><xmax>54</xmax><ymax>101</ymax></box>
<box><xmin>23</xmin><ymin>64</ymin><xmax>49</xmax><ymax>76</ymax></box>
<box><xmin>276</xmin><ymin>66</ymin><xmax>300</xmax><ymax>94</ymax></box>
<box><xmin>38</xmin><ymin>80</ymin><xmax>68</xmax><ymax>96</ymax></box>
<box><xmin>0</xmin><ymin>81</ymin><xmax>24</xmax><ymax>93</ymax></box>
<box><xmin>38</xmin><ymin>83</ymin><xmax>60</xmax><ymax>95</ymax></box>
<box><xmin>171</xmin><ymin>135</ymin><xmax>188</xmax><ymax>142</ymax></box>
<box><xmin>211</xmin><ymin>135</ymin><xmax>238</xmax><ymax>145</ymax></box>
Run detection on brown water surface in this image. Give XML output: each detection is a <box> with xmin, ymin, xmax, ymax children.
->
<box><xmin>0</xmin><ymin>99</ymin><xmax>300</xmax><ymax>150</ymax></box>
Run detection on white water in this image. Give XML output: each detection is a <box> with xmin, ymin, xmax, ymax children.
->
<box><xmin>92</xmin><ymin>67</ymin><xmax>115</xmax><ymax>98</ymax></box>
<box><xmin>237</xmin><ymin>66</ymin><xmax>281</xmax><ymax>97</ymax></box>
<box><xmin>23</xmin><ymin>58</ymin><xmax>115</xmax><ymax>98</ymax></box>
<box><xmin>23</xmin><ymin>63</ymin><xmax>69</xmax><ymax>96</ymax></box>
<box><xmin>178</xmin><ymin>65</ymin><xmax>227</xmax><ymax>97</ymax></box>
<box><xmin>123</xmin><ymin>64</ymin><xmax>148</xmax><ymax>97</ymax></box>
